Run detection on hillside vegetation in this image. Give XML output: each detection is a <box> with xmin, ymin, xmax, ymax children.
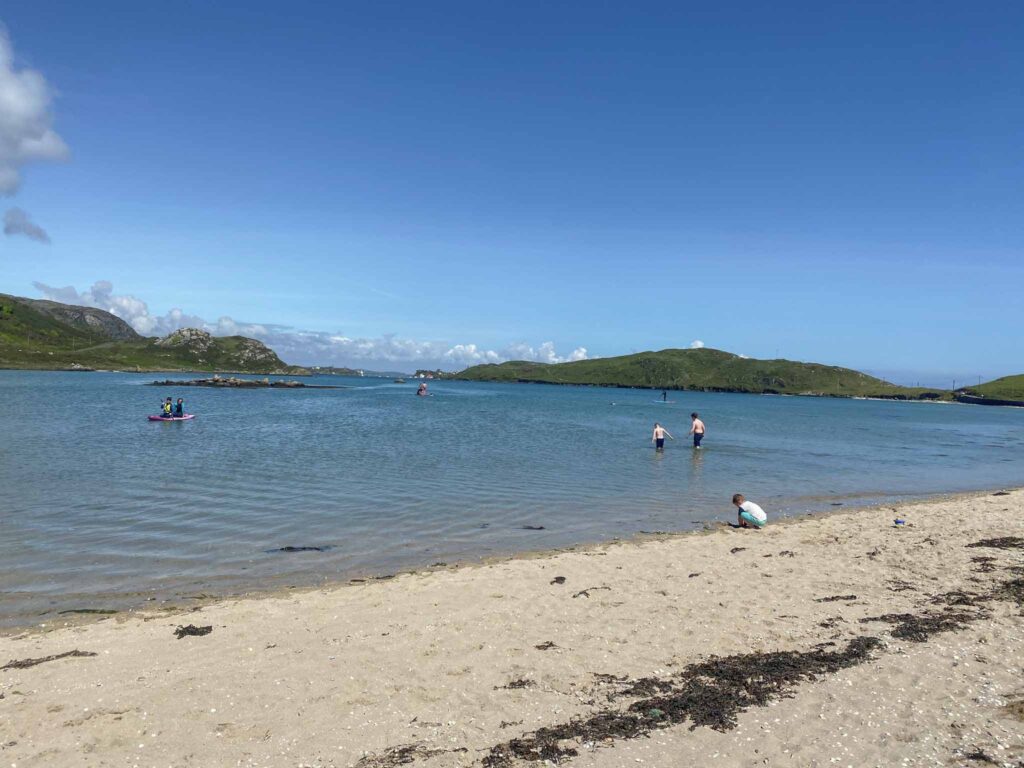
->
<box><xmin>963</xmin><ymin>375</ymin><xmax>1024</xmax><ymax>402</ymax></box>
<box><xmin>457</xmin><ymin>348</ymin><xmax>947</xmax><ymax>399</ymax></box>
<box><xmin>0</xmin><ymin>294</ymin><xmax>293</xmax><ymax>373</ymax></box>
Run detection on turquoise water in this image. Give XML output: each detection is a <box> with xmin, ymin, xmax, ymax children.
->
<box><xmin>1</xmin><ymin>370</ymin><xmax>1022</xmax><ymax>626</ymax></box>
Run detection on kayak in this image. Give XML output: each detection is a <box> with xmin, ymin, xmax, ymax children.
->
<box><xmin>148</xmin><ymin>414</ymin><xmax>195</xmax><ymax>421</ymax></box>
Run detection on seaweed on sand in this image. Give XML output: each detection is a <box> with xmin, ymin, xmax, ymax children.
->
<box><xmin>497</xmin><ymin>679</ymin><xmax>535</xmax><ymax>690</ymax></box>
<box><xmin>859</xmin><ymin>608</ymin><xmax>983</xmax><ymax>642</ymax></box>
<box><xmin>355</xmin><ymin>743</ymin><xmax>466</xmax><ymax>768</ymax></box>
<box><xmin>971</xmin><ymin>556</ymin><xmax>999</xmax><ymax>573</ymax></box>
<box><xmin>481</xmin><ymin>637</ymin><xmax>881</xmax><ymax>767</ymax></box>
<box><xmin>815</xmin><ymin>594</ymin><xmax>857</xmax><ymax>603</ymax></box>
<box><xmin>967</xmin><ymin>537</ymin><xmax>1024</xmax><ymax>550</ymax></box>
<box><xmin>174</xmin><ymin>624</ymin><xmax>212</xmax><ymax>639</ymax></box>
<box><xmin>1</xmin><ymin>649</ymin><xmax>97</xmax><ymax>670</ymax></box>
<box><xmin>992</xmin><ymin>578</ymin><xmax>1024</xmax><ymax>610</ymax></box>
<box><xmin>572</xmin><ymin>586</ymin><xmax>610</xmax><ymax>599</ymax></box>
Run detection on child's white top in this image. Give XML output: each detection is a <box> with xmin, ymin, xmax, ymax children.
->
<box><xmin>739</xmin><ymin>501</ymin><xmax>767</xmax><ymax>523</ymax></box>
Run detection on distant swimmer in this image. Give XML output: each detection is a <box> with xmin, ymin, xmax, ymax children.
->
<box><xmin>651</xmin><ymin>422</ymin><xmax>675</xmax><ymax>451</ymax></box>
<box><xmin>689</xmin><ymin>412</ymin><xmax>705</xmax><ymax>449</ymax></box>
<box><xmin>732</xmin><ymin>493</ymin><xmax>767</xmax><ymax>529</ymax></box>
<box><xmin>416</xmin><ymin>382</ymin><xmax>429</xmax><ymax>397</ymax></box>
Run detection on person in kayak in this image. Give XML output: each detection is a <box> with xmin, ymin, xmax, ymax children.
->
<box><xmin>174</xmin><ymin>398</ymin><xmax>184</xmax><ymax>417</ymax></box>
<box><xmin>161</xmin><ymin>398</ymin><xmax>173</xmax><ymax>417</ymax></box>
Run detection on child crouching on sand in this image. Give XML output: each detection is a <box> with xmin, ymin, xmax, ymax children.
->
<box><xmin>732</xmin><ymin>494</ymin><xmax>767</xmax><ymax>529</ymax></box>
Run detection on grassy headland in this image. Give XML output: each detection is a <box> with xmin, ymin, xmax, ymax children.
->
<box><xmin>963</xmin><ymin>374</ymin><xmax>1024</xmax><ymax>402</ymax></box>
<box><xmin>0</xmin><ymin>294</ymin><xmax>298</xmax><ymax>374</ymax></box>
<box><xmin>456</xmin><ymin>348</ymin><xmax>949</xmax><ymax>400</ymax></box>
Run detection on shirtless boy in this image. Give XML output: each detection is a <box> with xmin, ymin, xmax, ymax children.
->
<box><xmin>688</xmin><ymin>412</ymin><xmax>705</xmax><ymax>448</ymax></box>
<box><xmin>651</xmin><ymin>422</ymin><xmax>674</xmax><ymax>451</ymax></box>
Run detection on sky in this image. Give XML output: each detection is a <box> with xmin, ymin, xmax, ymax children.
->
<box><xmin>1</xmin><ymin>1</ymin><xmax>1021</xmax><ymax>383</ymax></box>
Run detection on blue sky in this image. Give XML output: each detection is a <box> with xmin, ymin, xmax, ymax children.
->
<box><xmin>1</xmin><ymin>1</ymin><xmax>1021</xmax><ymax>382</ymax></box>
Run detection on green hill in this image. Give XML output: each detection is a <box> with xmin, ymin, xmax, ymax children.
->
<box><xmin>962</xmin><ymin>375</ymin><xmax>1024</xmax><ymax>402</ymax></box>
<box><xmin>0</xmin><ymin>294</ymin><xmax>293</xmax><ymax>373</ymax></box>
<box><xmin>456</xmin><ymin>348</ymin><xmax>947</xmax><ymax>400</ymax></box>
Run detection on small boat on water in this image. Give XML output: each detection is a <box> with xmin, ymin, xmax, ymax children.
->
<box><xmin>394</xmin><ymin>378</ymin><xmax>406</xmax><ymax>383</ymax></box>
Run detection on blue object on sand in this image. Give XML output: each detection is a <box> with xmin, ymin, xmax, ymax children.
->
<box><xmin>894</xmin><ymin>518</ymin><xmax>906</xmax><ymax>526</ymax></box>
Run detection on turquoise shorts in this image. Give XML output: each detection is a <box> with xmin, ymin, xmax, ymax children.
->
<box><xmin>739</xmin><ymin>510</ymin><xmax>766</xmax><ymax>528</ymax></box>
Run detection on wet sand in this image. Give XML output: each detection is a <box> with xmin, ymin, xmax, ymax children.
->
<box><xmin>2</xmin><ymin>490</ymin><xmax>1022</xmax><ymax>767</ymax></box>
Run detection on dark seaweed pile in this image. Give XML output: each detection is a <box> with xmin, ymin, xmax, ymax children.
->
<box><xmin>174</xmin><ymin>624</ymin><xmax>212</xmax><ymax>639</ymax></box>
<box><xmin>966</xmin><ymin>537</ymin><xmax>1024</xmax><ymax>550</ymax></box>
<box><xmin>482</xmin><ymin>638</ymin><xmax>880</xmax><ymax>767</ymax></box>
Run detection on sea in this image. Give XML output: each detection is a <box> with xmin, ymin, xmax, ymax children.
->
<box><xmin>1</xmin><ymin>370</ymin><xmax>1022</xmax><ymax>628</ymax></box>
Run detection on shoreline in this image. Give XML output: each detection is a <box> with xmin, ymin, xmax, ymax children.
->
<box><xmin>5</xmin><ymin>486</ymin><xmax>1015</xmax><ymax>638</ymax></box>
<box><xmin>3</xmin><ymin>487</ymin><xmax>1021</xmax><ymax>766</ymax></box>
<box><xmin>0</xmin><ymin>366</ymin><xmax>978</xmax><ymax>404</ymax></box>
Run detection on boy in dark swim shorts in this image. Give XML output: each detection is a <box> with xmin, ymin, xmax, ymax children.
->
<box><xmin>689</xmin><ymin>412</ymin><xmax>705</xmax><ymax>448</ymax></box>
<box><xmin>651</xmin><ymin>422</ymin><xmax>674</xmax><ymax>451</ymax></box>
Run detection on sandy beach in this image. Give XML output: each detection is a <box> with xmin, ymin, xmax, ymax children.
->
<box><xmin>2</xmin><ymin>490</ymin><xmax>1022</xmax><ymax>768</ymax></box>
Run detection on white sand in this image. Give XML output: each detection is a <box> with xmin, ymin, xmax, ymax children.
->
<box><xmin>2</xmin><ymin>490</ymin><xmax>1022</xmax><ymax>767</ymax></box>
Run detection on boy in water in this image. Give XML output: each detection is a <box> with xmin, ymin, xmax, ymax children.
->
<box><xmin>732</xmin><ymin>494</ymin><xmax>767</xmax><ymax>528</ymax></box>
<box><xmin>689</xmin><ymin>412</ymin><xmax>705</xmax><ymax>448</ymax></box>
<box><xmin>651</xmin><ymin>422</ymin><xmax>674</xmax><ymax>451</ymax></box>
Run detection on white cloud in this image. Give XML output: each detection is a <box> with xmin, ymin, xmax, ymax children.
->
<box><xmin>0</xmin><ymin>27</ymin><xmax>67</xmax><ymax>241</ymax></box>
<box><xmin>4</xmin><ymin>206</ymin><xmax>48</xmax><ymax>242</ymax></box>
<box><xmin>31</xmin><ymin>280</ymin><xmax>590</xmax><ymax>370</ymax></box>
<box><xmin>502</xmin><ymin>341</ymin><xmax>589</xmax><ymax>364</ymax></box>
<box><xmin>0</xmin><ymin>28</ymin><xmax>68</xmax><ymax>194</ymax></box>
<box><xmin>689</xmin><ymin>339</ymin><xmax>705</xmax><ymax>349</ymax></box>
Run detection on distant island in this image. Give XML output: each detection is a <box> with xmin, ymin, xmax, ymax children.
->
<box><xmin>0</xmin><ymin>293</ymin><xmax>304</xmax><ymax>374</ymax></box>
<box><xmin>456</xmin><ymin>348</ymin><xmax>950</xmax><ymax>400</ymax></box>
<box><xmin>2</xmin><ymin>292</ymin><xmax>1021</xmax><ymax>405</ymax></box>
<box><xmin>456</xmin><ymin>351</ymin><xmax>1024</xmax><ymax>405</ymax></box>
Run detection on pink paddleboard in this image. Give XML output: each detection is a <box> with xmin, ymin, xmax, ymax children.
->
<box><xmin>148</xmin><ymin>414</ymin><xmax>195</xmax><ymax>421</ymax></box>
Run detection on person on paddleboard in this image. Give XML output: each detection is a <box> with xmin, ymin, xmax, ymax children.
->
<box><xmin>174</xmin><ymin>398</ymin><xmax>184</xmax><ymax>417</ymax></box>
<box><xmin>651</xmin><ymin>422</ymin><xmax>674</xmax><ymax>451</ymax></box>
<box><xmin>161</xmin><ymin>397</ymin><xmax>173</xmax><ymax>417</ymax></box>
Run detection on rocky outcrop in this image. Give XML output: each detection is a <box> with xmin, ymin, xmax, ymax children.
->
<box><xmin>18</xmin><ymin>298</ymin><xmax>141</xmax><ymax>340</ymax></box>
<box><xmin>153</xmin><ymin>328</ymin><xmax>288</xmax><ymax>371</ymax></box>
<box><xmin>149</xmin><ymin>377</ymin><xmax>341</xmax><ymax>389</ymax></box>
<box><xmin>155</xmin><ymin>328</ymin><xmax>214</xmax><ymax>352</ymax></box>
<box><xmin>233</xmin><ymin>338</ymin><xmax>281</xmax><ymax>367</ymax></box>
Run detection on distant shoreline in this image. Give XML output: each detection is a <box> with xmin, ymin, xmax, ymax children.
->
<box><xmin>450</xmin><ymin>375</ymin><xmax>956</xmax><ymax>403</ymax></box>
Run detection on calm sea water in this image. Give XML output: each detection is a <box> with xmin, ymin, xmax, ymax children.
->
<box><xmin>2</xmin><ymin>370</ymin><xmax>1022</xmax><ymax>626</ymax></box>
